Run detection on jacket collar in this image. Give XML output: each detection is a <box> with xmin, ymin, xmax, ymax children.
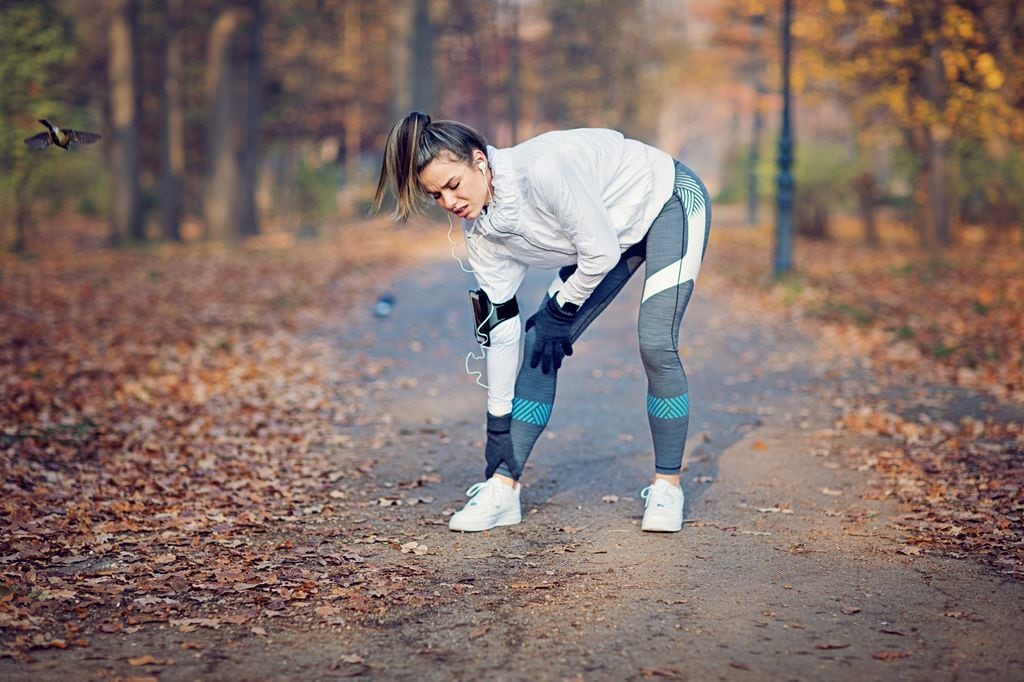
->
<box><xmin>465</xmin><ymin>145</ymin><xmax>521</xmax><ymax>238</ymax></box>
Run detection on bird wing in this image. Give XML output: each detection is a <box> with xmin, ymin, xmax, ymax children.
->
<box><xmin>24</xmin><ymin>132</ymin><xmax>52</xmax><ymax>149</ymax></box>
<box><xmin>67</xmin><ymin>130</ymin><xmax>101</xmax><ymax>144</ymax></box>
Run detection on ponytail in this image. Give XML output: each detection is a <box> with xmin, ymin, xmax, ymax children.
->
<box><xmin>372</xmin><ymin>112</ymin><xmax>488</xmax><ymax>221</ymax></box>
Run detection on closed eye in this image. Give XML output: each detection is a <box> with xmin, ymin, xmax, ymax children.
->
<box><xmin>430</xmin><ymin>179</ymin><xmax>460</xmax><ymax>201</ymax></box>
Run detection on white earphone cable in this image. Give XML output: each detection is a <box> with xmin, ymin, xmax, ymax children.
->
<box><xmin>446</xmin><ymin>212</ymin><xmax>474</xmax><ymax>274</ymax></box>
<box><xmin>446</xmin><ymin>210</ymin><xmax>490</xmax><ymax>389</ymax></box>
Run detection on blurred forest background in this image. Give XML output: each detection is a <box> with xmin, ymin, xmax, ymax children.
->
<box><xmin>2</xmin><ymin>0</ymin><xmax>1022</xmax><ymax>252</ymax></box>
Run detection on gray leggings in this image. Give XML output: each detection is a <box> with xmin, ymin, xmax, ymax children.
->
<box><xmin>500</xmin><ymin>160</ymin><xmax>712</xmax><ymax>478</ymax></box>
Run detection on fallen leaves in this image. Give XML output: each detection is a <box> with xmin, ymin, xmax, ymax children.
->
<box><xmin>127</xmin><ymin>655</ymin><xmax>171</xmax><ymax>666</ymax></box>
<box><xmin>755</xmin><ymin>506</ymin><xmax>794</xmax><ymax>514</ymax></box>
<box><xmin>839</xmin><ymin>407</ymin><xmax>1022</xmax><ymax>575</ymax></box>
<box><xmin>641</xmin><ymin>666</ymin><xmax>686</xmax><ymax>678</ymax></box>
<box><xmin>873</xmin><ymin>650</ymin><xmax>912</xmax><ymax>661</ymax></box>
<box><xmin>0</xmin><ymin>225</ymin><xmax>445</xmax><ymax>659</ymax></box>
<box><xmin>703</xmin><ymin>227</ymin><xmax>1024</xmax><ymax>581</ymax></box>
<box><xmin>399</xmin><ymin>542</ymin><xmax>429</xmax><ymax>556</ymax></box>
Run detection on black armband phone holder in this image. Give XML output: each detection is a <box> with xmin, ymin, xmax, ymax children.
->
<box><xmin>469</xmin><ymin>289</ymin><xmax>519</xmax><ymax>347</ymax></box>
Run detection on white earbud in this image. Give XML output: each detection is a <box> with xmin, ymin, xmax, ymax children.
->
<box><xmin>478</xmin><ymin>161</ymin><xmax>486</xmax><ymax>173</ymax></box>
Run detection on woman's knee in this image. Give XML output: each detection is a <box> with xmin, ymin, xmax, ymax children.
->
<box><xmin>638</xmin><ymin>332</ymin><xmax>678</xmax><ymax>370</ymax></box>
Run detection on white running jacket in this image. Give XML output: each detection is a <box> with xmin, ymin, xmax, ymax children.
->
<box><xmin>463</xmin><ymin>128</ymin><xmax>676</xmax><ymax>415</ymax></box>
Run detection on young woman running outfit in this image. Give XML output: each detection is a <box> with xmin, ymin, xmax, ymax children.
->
<box><xmin>461</xmin><ymin>129</ymin><xmax>711</xmax><ymax>487</ymax></box>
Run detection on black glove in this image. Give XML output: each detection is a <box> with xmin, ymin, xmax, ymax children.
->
<box><xmin>484</xmin><ymin>413</ymin><xmax>519</xmax><ymax>479</ymax></box>
<box><xmin>524</xmin><ymin>297</ymin><xmax>576</xmax><ymax>374</ymax></box>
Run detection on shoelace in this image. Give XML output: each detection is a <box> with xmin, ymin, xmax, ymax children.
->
<box><xmin>640</xmin><ymin>483</ymin><xmax>679</xmax><ymax>509</ymax></box>
<box><xmin>463</xmin><ymin>480</ymin><xmax>503</xmax><ymax>507</ymax></box>
<box><xmin>465</xmin><ymin>481</ymin><xmax>490</xmax><ymax>498</ymax></box>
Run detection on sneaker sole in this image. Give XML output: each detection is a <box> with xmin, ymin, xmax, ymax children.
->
<box><xmin>641</xmin><ymin>520</ymin><xmax>683</xmax><ymax>532</ymax></box>
<box><xmin>641</xmin><ymin>512</ymin><xmax>683</xmax><ymax>532</ymax></box>
<box><xmin>448</xmin><ymin>510</ymin><xmax>522</xmax><ymax>532</ymax></box>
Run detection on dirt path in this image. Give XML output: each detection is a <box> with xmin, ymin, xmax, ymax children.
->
<box><xmin>5</xmin><ymin>237</ymin><xmax>1022</xmax><ymax>681</ymax></box>
<box><xmin>287</xmin><ymin>245</ymin><xmax>1023</xmax><ymax>680</ymax></box>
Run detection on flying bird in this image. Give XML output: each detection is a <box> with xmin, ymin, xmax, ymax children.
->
<box><xmin>24</xmin><ymin>119</ymin><xmax>101</xmax><ymax>150</ymax></box>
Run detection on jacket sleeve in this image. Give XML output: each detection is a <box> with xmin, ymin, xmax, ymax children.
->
<box><xmin>529</xmin><ymin>157</ymin><xmax>619</xmax><ymax>306</ymax></box>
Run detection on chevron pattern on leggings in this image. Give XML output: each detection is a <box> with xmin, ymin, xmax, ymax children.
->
<box><xmin>675</xmin><ymin>172</ymin><xmax>707</xmax><ymax>219</ymax></box>
<box><xmin>647</xmin><ymin>393</ymin><xmax>690</xmax><ymax>419</ymax></box>
<box><xmin>512</xmin><ymin>397</ymin><xmax>552</xmax><ymax>426</ymax></box>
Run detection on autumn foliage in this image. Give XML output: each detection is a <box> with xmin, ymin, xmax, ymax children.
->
<box><xmin>1</xmin><ymin>221</ymin><xmax>441</xmax><ymax>659</ymax></box>
<box><xmin>703</xmin><ymin>217</ymin><xmax>1023</xmax><ymax>579</ymax></box>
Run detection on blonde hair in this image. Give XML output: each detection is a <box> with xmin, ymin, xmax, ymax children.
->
<box><xmin>372</xmin><ymin>112</ymin><xmax>489</xmax><ymax>221</ymax></box>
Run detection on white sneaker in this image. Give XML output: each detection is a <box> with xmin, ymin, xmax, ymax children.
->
<box><xmin>448</xmin><ymin>479</ymin><xmax>522</xmax><ymax>532</ymax></box>
<box><xmin>640</xmin><ymin>479</ymin><xmax>684</xmax><ymax>532</ymax></box>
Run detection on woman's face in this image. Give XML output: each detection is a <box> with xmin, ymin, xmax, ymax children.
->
<box><xmin>418</xmin><ymin>150</ymin><xmax>491</xmax><ymax>220</ymax></box>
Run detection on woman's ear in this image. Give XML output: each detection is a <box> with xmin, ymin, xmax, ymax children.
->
<box><xmin>473</xmin><ymin>150</ymin><xmax>487</xmax><ymax>174</ymax></box>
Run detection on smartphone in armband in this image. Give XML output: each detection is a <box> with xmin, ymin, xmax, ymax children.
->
<box><xmin>469</xmin><ymin>289</ymin><xmax>492</xmax><ymax>346</ymax></box>
<box><xmin>469</xmin><ymin>289</ymin><xmax>519</xmax><ymax>347</ymax></box>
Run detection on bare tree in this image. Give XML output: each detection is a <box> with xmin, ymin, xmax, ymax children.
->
<box><xmin>204</xmin><ymin>4</ymin><xmax>246</xmax><ymax>242</ymax></box>
<box><xmin>239</xmin><ymin>0</ymin><xmax>263</xmax><ymax>237</ymax></box>
<box><xmin>159</xmin><ymin>0</ymin><xmax>185</xmax><ymax>241</ymax></box>
<box><xmin>411</xmin><ymin>0</ymin><xmax>434</xmax><ymax>113</ymax></box>
<box><xmin>390</xmin><ymin>0</ymin><xmax>413</xmax><ymax>121</ymax></box>
<box><xmin>390</xmin><ymin>0</ymin><xmax>434</xmax><ymax>121</ymax></box>
<box><xmin>108</xmin><ymin>0</ymin><xmax>142</xmax><ymax>244</ymax></box>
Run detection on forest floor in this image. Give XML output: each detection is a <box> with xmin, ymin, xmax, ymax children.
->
<box><xmin>2</xmin><ymin>209</ymin><xmax>1022</xmax><ymax>680</ymax></box>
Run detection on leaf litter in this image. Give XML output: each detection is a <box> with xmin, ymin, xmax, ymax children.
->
<box><xmin>703</xmin><ymin>224</ymin><xmax>1024</xmax><ymax>580</ymax></box>
<box><xmin>0</xmin><ymin>221</ymin><xmax>449</xmax><ymax>660</ymax></box>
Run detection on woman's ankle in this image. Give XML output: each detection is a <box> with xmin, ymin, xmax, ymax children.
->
<box><xmin>491</xmin><ymin>473</ymin><xmax>518</xmax><ymax>488</ymax></box>
<box><xmin>653</xmin><ymin>472</ymin><xmax>681</xmax><ymax>487</ymax></box>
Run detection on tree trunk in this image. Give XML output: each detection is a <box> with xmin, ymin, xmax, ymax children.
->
<box><xmin>108</xmin><ymin>0</ymin><xmax>142</xmax><ymax>244</ymax></box>
<box><xmin>916</xmin><ymin>125</ymin><xmax>951</xmax><ymax>250</ymax></box>
<box><xmin>796</xmin><ymin>199</ymin><xmax>830</xmax><ymax>241</ymax></box>
<box><xmin>504</xmin><ymin>0</ymin><xmax>521</xmax><ymax>144</ymax></box>
<box><xmin>854</xmin><ymin>171</ymin><xmax>879</xmax><ymax>249</ymax></box>
<box><xmin>12</xmin><ymin>167</ymin><xmax>33</xmax><ymax>253</ymax></box>
<box><xmin>746</xmin><ymin>12</ymin><xmax>767</xmax><ymax>226</ymax></box>
<box><xmin>748</xmin><ymin>90</ymin><xmax>763</xmax><ymax>226</ymax></box>
<box><xmin>340</xmin><ymin>0</ymin><xmax>364</xmax><ymax>220</ymax></box>
<box><xmin>239</xmin><ymin>0</ymin><xmax>263</xmax><ymax>237</ymax></box>
<box><xmin>390</xmin><ymin>0</ymin><xmax>413</xmax><ymax>121</ymax></box>
<box><xmin>204</xmin><ymin>6</ymin><xmax>245</xmax><ymax>243</ymax></box>
<box><xmin>411</xmin><ymin>0</ymin><xmax>434</xmax><ymax>112</ymax></box>
<box><xmin>390</xmin><ymin>0</ymin><xmax>435</xmax><ymax>120</ymax></box>
<box><xmin>343</xmin><ymin>0</ymin><xmax>362</xmax><ymax>181</ymax></box>
<box><xmin>918</xmin><ymin>3</ymin><xmax>952</xmax><ymax>249</ymax></box>
<box><xmin>159</xmin><ymin>0</ymin><xmax>185</xmax><ymax>242</ymax></box>
<box><xmin>927</xmin><ymin>132</ymin><xmax>952</xmax><ymax>246</ymax></box>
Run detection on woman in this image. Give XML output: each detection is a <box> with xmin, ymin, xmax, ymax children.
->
<box><xmin>373</xmin><ymin>112</ymin><xmax>711</xmax><ymax>533</ymax></box>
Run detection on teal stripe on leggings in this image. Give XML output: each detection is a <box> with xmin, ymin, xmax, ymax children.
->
<box><xmin>647</xmin><ymin>393</ymin><xmax>690</xmax><ymax>419</ymax></box>
<box><xmin>512</xmin><ymin>397</ymin><xmax>552</xmax><ymax>426</ymax></box>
